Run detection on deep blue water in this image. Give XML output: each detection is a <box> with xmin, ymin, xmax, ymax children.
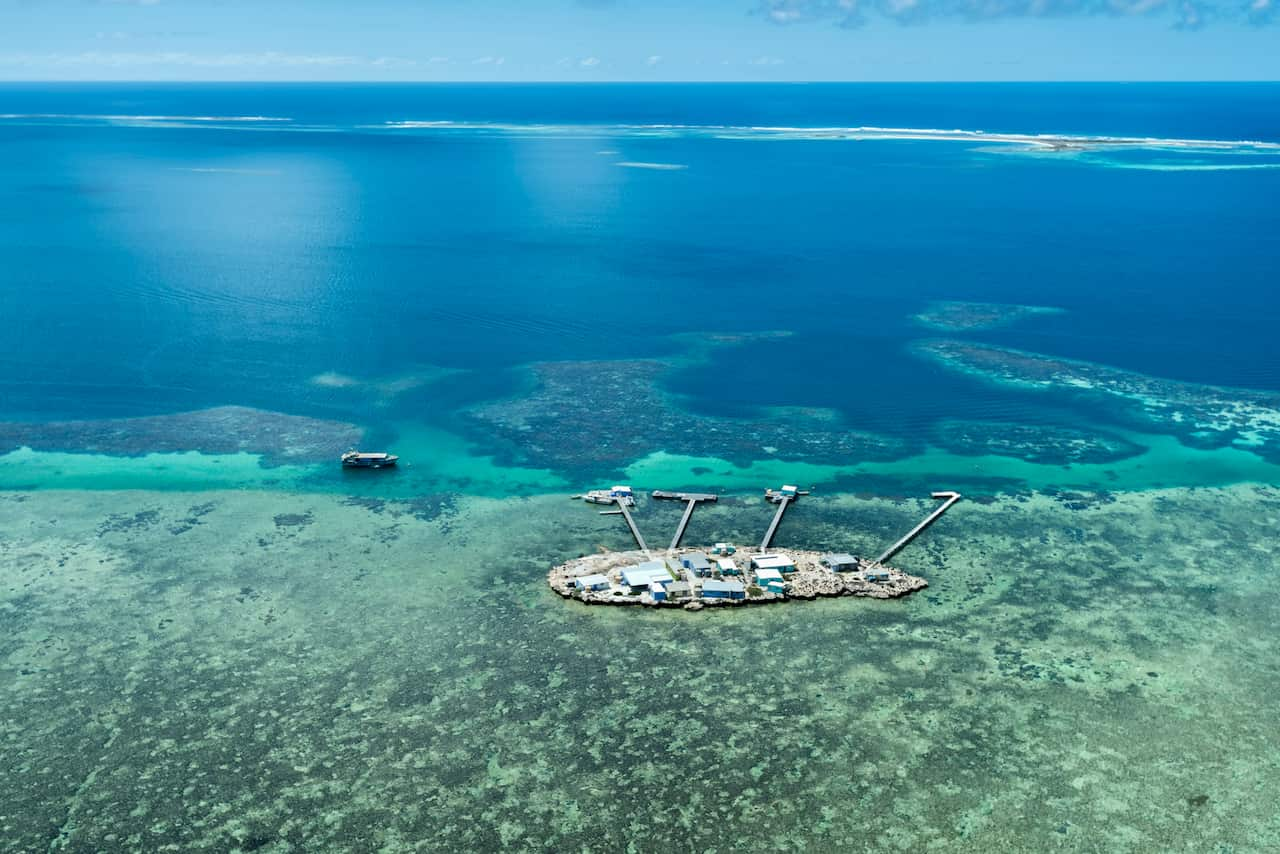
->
<box><xmin>2</xmin><ymin>83</ymin><xmax>1278</xmax><ymax>469</ymax></box>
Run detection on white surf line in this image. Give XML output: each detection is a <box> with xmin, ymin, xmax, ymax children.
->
<box><xmin>374</xmin><ymin>120</ymin><xmax>1280</xmax><ymax>151</ymax></box>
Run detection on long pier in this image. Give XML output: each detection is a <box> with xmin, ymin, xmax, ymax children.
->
<box><xmin>615</xmin><ymin>502</ymin><xmax>650</xmax><ymax>557</ymax></box>
<box><xmin>876</xmin><ymin>491</ymin><xmax>961</xmax><ymax>564</ymax></box>
<box><xmin>652</xmin><ymin>491</ymin><xmax>719</xmax><ymax>552</ymax></box>
<box><xmin>760</xmin><ymin>496</ymin><xmax>791</xmax><ymax>551</ymax></box>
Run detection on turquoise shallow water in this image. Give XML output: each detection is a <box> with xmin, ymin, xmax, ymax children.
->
<box><xmin>4</xmin><ymin>428</ymin><xmax>1280</xmax><ymax>498</ymax></box>
<box><xmin>3</xmin><ymin>486</ymin><xmax>1279</xmax><ymax>851</ymax></box>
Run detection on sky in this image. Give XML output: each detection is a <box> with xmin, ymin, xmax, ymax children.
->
<box><xmin>0</xmin><ymin>0</ymin><xmax>1276</xmax><ymax>82</ymax></box>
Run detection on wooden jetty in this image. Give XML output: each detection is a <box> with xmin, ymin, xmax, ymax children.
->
<box><xmin>875</xmin><ymin>491</ymin><xmax>962</xmax><ymax>564</ymax></box>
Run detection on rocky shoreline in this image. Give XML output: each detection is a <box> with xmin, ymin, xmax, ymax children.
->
<box><xmin>548</xmin><ymin>547</ymin><xmax>927</xmax><ymax>611</ymax></box>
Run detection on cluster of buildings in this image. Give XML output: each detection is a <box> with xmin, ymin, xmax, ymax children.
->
<box><xmin>572</xmin><ymin>547</ymin><xmax>891</xmax><ymax>603</ymax></box>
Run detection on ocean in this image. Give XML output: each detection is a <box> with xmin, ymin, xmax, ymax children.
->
<box><xmin>2</xmin><ymin>84</ymin><xmax>1280</xmax><ymax>851</ymax></box>
<box><xmin>2</xmin><ymin>83</ymin><xmax>1280</xmax><ymax>495</ymax></box>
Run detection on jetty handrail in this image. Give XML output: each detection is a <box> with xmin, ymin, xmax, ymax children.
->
<box><xmin>875</xmin><ymin>491</ymin><xmax>961</xmax><ymax>565</ymax></box>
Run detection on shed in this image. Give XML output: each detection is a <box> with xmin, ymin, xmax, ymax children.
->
<box><xmin>681</xmin><ymin>552</ymin><xmax>712</xmax><ymax>576</ymax></box>
<box><xmin>755</xmin><ymin>568</ymin><xmax>784</xmax><ymax>587</ymax></box>
<box><xmin>666</xmin><ymin>581</ymin><xmax>692</xmax><ymax>599</ymax></box>
<box><xmin>610</xmin><ymin>485</ymin><xmax>633</xmax><ymax>498</ymax></box>
<box><xmin>649</xmin><ymin>580</ymin><xmax>667</xmax><ymax>602</ymax></box>
<box><xmin>752</xmin><ymin>554</ymin><xmax>797</xmax><ymax>573</ymax></box>
<box><xmin>821</xmin><ymin>553</ymin><xmax>860</xmax><ymax>572</ymax></box>
<box><xmin>622</xmin><ymin>561</ymin><xmax>675</xmax><ymax>590</ymax></box>
<box><xmin>711</xmin><ymin>542</ymin><xmax>737</xmax><ymax>556</ymax></box>
<box><xmin>573</xmin><ymin>573</ymin><xmax>611</xmax><ymax>592</ymax></box>
<box><xmin>716</xmin><ymin>558</ymin><xmax>740</xmax><ymax>575</ymax></box>
<box><xmin>864</xmin><ymin>567</ymin><xmax>891</xmax><ymax>582</ymax></box>
<box><xmin>702</xmin><ymin>579</ymin><xmax>746</xmax><ymax>600</ymax></box>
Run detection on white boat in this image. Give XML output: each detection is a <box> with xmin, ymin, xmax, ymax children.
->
<box><xmin>341</xmin><ymin>450</ymin><xmax>399</xmax><ymax>469</ymax></box>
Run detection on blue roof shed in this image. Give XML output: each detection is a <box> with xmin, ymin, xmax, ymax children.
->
<box><xmin>702</xmin><ymin>579</ymin><xmax>746</xmax><ymax>600</ymax></box>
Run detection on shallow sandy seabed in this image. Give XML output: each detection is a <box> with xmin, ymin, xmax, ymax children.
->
<box><xmin>2</xmin><ymin>486</ymin><xmax>1279</xmax><ymax>852</ymax></box>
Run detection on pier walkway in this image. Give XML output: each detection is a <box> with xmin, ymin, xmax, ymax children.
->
<box><xmin>760</xmin><ymin>496</ymin><xmax>791</xmax><ymax>551</ymax></box>
<box><xmin>615</xmin><ymin>502</ymin><xmax>651</xmax><ymax>558</ymax></box>
<box><xmin>652</xmin><ymin>491</ymin><xmax>719</xmax><ymax>552</ymax></box>
<box><xmin>876</xmin><ymin>491</ymin><xmax>961</xmax><ymax>564</ymax></box>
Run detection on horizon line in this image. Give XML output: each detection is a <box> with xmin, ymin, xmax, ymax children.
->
<box><xmin>2</xmin><ymin>78</ymin><xmax>1279</xmax><ymax>85</ymax></box>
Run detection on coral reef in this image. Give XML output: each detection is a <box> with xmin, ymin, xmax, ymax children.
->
<box><xmin>467</xmin><ymin>358</ymin><xmax>905</xmax><ymax>473</ymax></box>
<box><xmin>914</xmin><ymin>339</ymin><xmax>1280</xmax><ymax>462</ymax></box>
<box><xmin>913</xmin><ymin>301</ymin><xmax>1065</xmax><ymax>332</ymax></box>
<box><xmin>933</xmin><ymin>418</ymin><xmax>1145</xmax><ymax>465</ymax></box>
<box><xmin>0</xmin><ymin>406</ymin><xmax>363</xmax><ymax>466</ymax></box>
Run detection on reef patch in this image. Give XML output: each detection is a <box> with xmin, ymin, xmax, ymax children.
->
<box><xmin>0</xmin><ymin>406</ymin><xmax>363</xmax><ymax>466</ymax></box>
<box><xmin>913</xmin><ymin>301</ymin><xmax>1065</xmax><ymax>332</ymax></box>
<box><xmin>933</xmin><ymin>419</ymin><xmax>1145</xmax><ymax>465</ymax></box>
<box><xmin>466</xmin><ymin>344</ymin><xmax>905</xmax><ymax>473</ymax></box>
<box><xmin>913</xmin><ymin>340</ymin><xmax>1280</xmax><ymax>463</ymax></box>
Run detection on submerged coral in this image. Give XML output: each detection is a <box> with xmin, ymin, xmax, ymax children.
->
<box><xmin>466</xmin><ymin>358</ymin><xmax>905</xmax><ymax>473</ymax></box>
<box><xmin>913</xmin><ymin>301</ymin><xmax>1065</xmax><ymax>332</ymax></box>
<box><xmin>2</xmin><ymin>486</ymin><xmax>1279</xmax><ymax>851</ymax></box>
<box><xmin>933</xmin><ymin>418</ymin><xmax>1145</xmax><ymax>465</ymax></box>
<box><xmin>914</xmin><ymin>339</ymin><xmax>1280</xmax><ymax>462</ymax></box>
<box><xmin>0</xmin><ymin>405</ymin><xmax>363</xmax><ymax>466</ymax></box>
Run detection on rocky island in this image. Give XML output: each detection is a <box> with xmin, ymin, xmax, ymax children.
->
<box><xmin>548</xmin><ymin>483</ymin><xmax>954</xmax><ymax>612</ymax></box>
<box><xmin>549</xmin><ymin>547</ymin><xmax>927</xmax><ymax>610</ymax></box>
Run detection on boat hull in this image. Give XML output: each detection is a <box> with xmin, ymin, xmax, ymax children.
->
<box><xmin>342</xmin><ymin>454</ymin><xmax>399</xmax><ymax>468</ymax></box>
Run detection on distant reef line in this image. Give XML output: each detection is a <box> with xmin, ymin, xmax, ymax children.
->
<box><xmin>912</xmin><ymin>339</ymin><xmax>1280</xmax><ymax>464</ymax></box>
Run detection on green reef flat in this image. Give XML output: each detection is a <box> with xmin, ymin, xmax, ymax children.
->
<box><xmin>3</xmin><ymin>485</ymin><xmax>1278</xmax><ymax>851</ymax></box>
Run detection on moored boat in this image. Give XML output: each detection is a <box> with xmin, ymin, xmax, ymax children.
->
<box><xmin>582</xmin><ymin>485</ymin><xmax>636</xmax><ymax>506</ymax></box>
<box><xmin>341</xmin><ymin>450</ymin><xmax>399</xmax><ymax>468</ymax></box>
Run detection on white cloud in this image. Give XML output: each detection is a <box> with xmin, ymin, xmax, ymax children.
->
<box><xmin>646</xmin><ymin>55</ymin><xmax>663</xmax><ymax>66</ymax></box>
<box><xmin>580</xmin><ymin>56</ymin><xmax>601</xmax><ymax>67</ymax></box>
<box><xmin>750</xmin><ymin>55</ymin><xmax>786</xmax><ymax>65</ymax></box>
<box><xmin>0</xmin><ymin>51</ymin><xmax>384</xmax><ymax>69</ymax></box>
<box><xmin>471</xmin><ymin>56</ymin><xmax>506</xmax><ymax>65</ymax></box>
